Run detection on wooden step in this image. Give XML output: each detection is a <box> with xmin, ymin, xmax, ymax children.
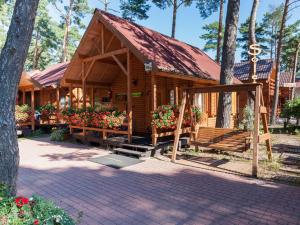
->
<box><xmin>121</xmin><ymin>143</ymin><xmax>154</xmax><ymax>151</ymax></box>
<box><xmin>113</xmin><ymin>148</ymin><xmax>147</xmax><ymax>158</ymax></box>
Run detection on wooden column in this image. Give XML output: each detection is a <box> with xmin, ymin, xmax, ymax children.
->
<box><xmin>31</xmin><ymin>88</ymin><xmax>35</xmax><ymax>131</ymax></box>
<box><xmin>175</xmin><ymin>84</ymin><xmax>179</xmax><ymax>105</ymax></box>
<box><xmin>56</xmin><ymin>87</ymin><xmax>60</xmax><ymax>122</ymax></box>
<box><xmin>127</xmin><ymin>51</ymin><xmax>132</xmax><ymax>143</ymax></box>
<box><xmin>69</xmin><ymin>84</ymin><xmax>73</xmax><ymax>108</ymax></box>
<box><xmin>151</xmin><ymin>73</ymin><xmax>157</xmax><ymax>145</ymax></box>
<box><xmin>91</xmin><ymin>87</ymin><xmax>94</xmax><ymax>107</ymax></box>
<box><xmin>252</xmin><ymin>85</ymin><xmax>261</xmax><ymax>177</ymax></box>
<box><xmin>22</xmin><ymin>91</ymin><xmax>25</xmax><ymax>105</ymax></box>
<box><xmin>172</xmin><ymin>91</ymin><xmax>187</xmax><ymax>162</ymax></box>
<box><xmin>82</xmin><ymin>62</ymin><xmax>87</xmax><ymax>109</ymax></box>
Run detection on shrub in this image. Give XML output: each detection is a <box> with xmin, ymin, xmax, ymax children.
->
<box><xmin>0</xmin><ymin>184</ymin><xmax>75</xmax><ymax>225</ymax></box>
<box><xmin>281</xmin><ymin>97</ymin><xmax>300</xmax><ymax>120</ymax></box>
<box><xmin>50</xmin><ymin>129</ymin><xmax>67</xmax><ymax>142</ymax></box>
<box><xmin>239</xmin><ymin>105</ymin><xmax>254</xmax><ymax>131</ymax></box>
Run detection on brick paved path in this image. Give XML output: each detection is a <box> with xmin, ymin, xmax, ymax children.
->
<box><xmin>18</xmin><ymin>137</ymin><xmax>300</xmax><ymax>225</ymax></box>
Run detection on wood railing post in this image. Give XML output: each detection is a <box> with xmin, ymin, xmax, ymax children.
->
<box><xmin>172</xmin><ymin>91</ymin><xmax>187</xmax><ymax>162</ymax></box>
<box><xmin>252</xmin><ymin>85</ymin><xmax>261</xmax><ymax>177</ymax></box>
<box><xmin>31</xmin><ymin>88</ymin><xmax>35</xmax><ymax>131</ymax></box>
<box><xmin>151</xmin><ymin>73</ymin><xmax>157</xmax><ymax>145</ymax></box>
<box><xmin>127</xmin><ymin>51</ymin><xmax>132</xmax><ymax>143</ymax></box>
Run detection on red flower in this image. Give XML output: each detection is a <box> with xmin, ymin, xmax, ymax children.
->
<box><xmin>34</xmin><ymin>219</ymin><xmax>39</xmax><ymax>225</ymax></box>
<box><xmin>15</xmin><ymin>197</ymin><xmax>29</xmax><ymax>208</ymax></box>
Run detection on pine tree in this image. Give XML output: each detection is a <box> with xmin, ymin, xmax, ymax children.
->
<box><xmin>237</xmin><ymin>18</ymin><xmax>268</xmax><ymax>60</ymax></box>
<box><xmin>120</xmin><ymin>0</ymin><xmax>221</xmax><ymax>38</ymax></box>
<box><xmin>50</xmin><ymin>0</ymin><xmax>90</xmax><ymax>62</ymax></box>
<box><xmin>216</xmin><ymin>0</ymin><xmax>240</xmax><ymax>128</ymax></box>
<box><xmin>25</xmin><ymin>0</ymin><xmax>60</xmax><ymax>70</ymax></box>
<box><xmin>0</xmin><ymin>0</ymin><xmax>40</xmax><ymax>196</ymax></box>
<box><xmin>0</xmin><ymin>1</ymin><xmax>14</xmax><ymax>49</ymax></box>
<box><xmin>200</xmin><ymin>21</ymin><xmax>224</xmax><ymax>60</ymax></box>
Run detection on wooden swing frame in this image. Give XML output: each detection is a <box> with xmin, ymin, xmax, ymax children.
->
<box><xmin>171</xmin><ymin>83</ymin><xmax>272</xmax><ymax>177</ymax></box>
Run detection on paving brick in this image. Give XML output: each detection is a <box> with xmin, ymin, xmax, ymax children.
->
<box><xmin>17</xmin><ymin>137</ymin><xmax>300</xmax><ymax>225</ymax></box>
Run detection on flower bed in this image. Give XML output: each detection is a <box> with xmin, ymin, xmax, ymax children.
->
<box><xmin>0</xmin><ymin>186</ymin><xmax>75</xmax><ymax>225</ymax></box>
<box><xmin>38</xmin><ymin>103</ymin><xmax>56</xmax><ymax>120</ymax></box>
<box><xmin>62</xmin><ymin>106</ymin><xmax>127</xmax><ymax>130</ymax></box>
<box><xmin>151</xmin><ymin>105</ymin><xmax>204</xmax><ymax>131</ymax></box>
<box><xmin>15</xmin><ymin>104</ymin><xmax>32</xmax><ymax>124</ymax></box>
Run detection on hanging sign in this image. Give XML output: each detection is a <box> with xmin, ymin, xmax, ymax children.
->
<box><xmin>248</xmin><ymin>44</ymin><xmax>262</xmax><ymax>83</ymax></box>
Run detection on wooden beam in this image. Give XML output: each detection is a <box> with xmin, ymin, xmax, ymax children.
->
<box><xmin>261</xmin><ymin>94</ymin><xmax>272</xmax><ymax>160</ymax></box>
<box><xmin>65</xmin><ymin>79</ymin><xmax>110</xmax><ymax>87</ymax></box>
<box><xmin>105</xmin><ymin>35</ymin><xmax>115</xmax><ymax>52</ymax></box>
<box><xmin>22</xmin><ymin>91</ymin><xmax>25</xmax><ymax>105</ymax></box>
<box><xmin>84</xmin><ymin>59</ymin><xmax>96</xmax><ymax>80</ymax></box>
<box><xmin>91</xmin><ymin>87</ymin><xmax>94</xmax><ymax>107</ymax></box>
<box><xmin>175</xmin><ymin>83</ymin><xmax>179</xmax><ymax>105</ymax></box>
<box><xmin>127</xmin><ymin>51</ymin><xmax>132</xmax><ymax>143</ymax></box>
<box><xmin>31</xmin><ymin>88</ymin><xmax>35</xmax><ymax>131</ymax></box>
<box><xmin>156</xmin><ymin>71</ymin><xmax>218</xmax><ymax>84</ymax></box>
<box><xmin>82</xmin><ymin>62</ymin><xmax>87</xmax><ymax>109</ymax></box>
<box><xmin>259</xmin><ymin>106</ymin><xmax>267</xmax><ymax>114</ymax></box>
<box><xmin>101</xmin><ymin>23</ymin><xmax>104</xmax><ymax>54</ymax></box>
<box><xmin>172</xmin><ymin>91</ymin><xmax>187</xmax><ymax>162</ymax></box>
<box><xmin>252</xmin><ymin>85</ymin><xmax>261</xmax><ymax>177</ymax></box>
<box><xmin>258</xmin><ymin>133</ymin><xmax>270</xmax><ymax>143</ymax></box>
<box><xmin>112</xmin><ymin>55</ymin><xmax>128</xmax><ymax>76</ymax></box>
<box><xmin>56</xmin><ymin>87</ymin><xmax>60</xmax><ymax>114</ymax></box>
<box><xmin>69</xmin><ymin>84</ymin><xmax>73</xmax><ymax>108</ymax></box>
<box><xmin>151</xmin><ymin>73</ymin><xmax>157</xmax><ymax>145</ymax></box>
<box><xmin>190</xmin><ymin>83</ymin><xmax>262</xmax><ymax>94</ymax></box>
<box><xmin>82</xmin><ymin>48</ymin><xmax>127</xmax><ymax>63</ymax></box>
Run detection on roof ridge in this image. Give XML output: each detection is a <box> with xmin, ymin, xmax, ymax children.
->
<box><xmin>96</xmin><ymin>9</ymin><xmax>220</xmax><ymax>68</ymax></box>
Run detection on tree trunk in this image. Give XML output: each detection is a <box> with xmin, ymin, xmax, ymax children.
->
<box><xmin>248</xmin><ymin>0</ymin><xmax>259</xmax><ymax>107</ymax></box>
<box><xmin>291</xmin><ymin>42</ymin><xmax>300</xmax><ymax>99</ymax></box>
<box><xmin>216</xmin><ymin>0</ymin><xmax>240</xmax><ymax>128</ymax></box>
<box><xmin>0</xmin><ymin>0</ymin><xmax>39</xmax><ymax>196</ymax></box>
<box><xmin>271</xmin><ymin>0</ymin><xmax>289</xmax><ymax>125</ymax></box>
<box><xmin>270</xmin><ymin>22</ymin><xmax>274</xmax><ymax>60</ymax></box>
<box><xmin>33</xmin><ymin>28</ymin><xmax>40</xmax><ymax>69</ymax></box>
<box><xmin>171</xmin><ymin>0</ymin><xmax>177</xmax><ymax>38</ymax></box>
<box><xmin>61</xmin><ymin>0</ymin><xmax>73</xmax><ymax>62</ymax></box>
<box><xmin>216</xmin><ymin>0</ymin><xmax>224</xmax><ymax>63</ymax></box>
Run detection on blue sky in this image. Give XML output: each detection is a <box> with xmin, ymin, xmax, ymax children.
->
<box><xmin>50</xmin><ymin>0</ymin><xmax>300</xmax><ymax>62</ymax></box>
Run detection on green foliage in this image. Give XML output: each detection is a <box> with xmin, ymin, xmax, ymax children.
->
<box><xmin>0</xmin><ymin>195</ymin><xmax>75</xmax><ymax>225</ymax></box>
<box><xmin>281</xmin><ymin>97</ymin><xmax>300</xmax><ymax>120</ymax></box>
<box><xmin>192</xmin><ymin>106</ymin><xmax>203</xmax><ymax>122</ymax></box>
<box><xmin>120</xmin><ymin>0</ymin><xmax>150</xmax><ymax>21</ymax></box>
<box><xmin>38</xmin><ymin>103</ymin><xmax>56</xmax><ymax>114</ymax></box>
<box><xmin>120</xmin><ymin>0</ymin><xmax>221</xmax><ymax>23</ymax></box>
<box><xmin>30</xmin><ymin>129</ymin><xmax>44</xmax><ymax>137</ymax></box>
<box><xmin>239</xmin><ymin>105</ymin><xmax>254</xmax><ymax>131</ymax></box>
<box><xmin>237</xmin><ymin>18</ymin><xmax>269</xmax><ymax>60</ymax></box>
<box><xmin>25</xmin><ymin>0</ymin><xmax>61</xmax><ymax>70</ymax></box>
<box><xmin>50</xmin><ymin>128</ymin><xmax>67</xmax><ymax>142</ymax></box>
<box><xmin>260</xmin><ymin>4</ymin><xmax>283</xmax><ymax>59</ymax></box>
<box><xmin>0</xmin><ymin>1</ymin><xmax>14</xmax><ymax>50</ymax></box>
<box><xmin>200</xmin><ymin>21</ymin><xmax>224</xmax><ymax>58</ymax></box>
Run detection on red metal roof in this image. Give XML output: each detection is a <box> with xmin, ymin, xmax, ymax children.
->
<box><xmin>31</xmin><ymin>62</ymin><xmax>69</xmax><ymax>87</ymax></box>
<box><xmin>98</xmin><ymin>10</ymin><xmax>222</xmax><ymax>81</ymax></box>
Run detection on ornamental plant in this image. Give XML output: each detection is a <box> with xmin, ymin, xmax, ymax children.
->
<box><xmin>38</xmin><ymin>103</ymin><xmax>56</xmax><ymax>118</ymax></box>
<box><xmin>62</xmin><ymin>107</ymin><xmax>127</xmax><ymax>129</ymax></box>
<box><xmin>15</xmin><ymin>104</ymin><xmax>32</xmax><ymax>123</ymax></box>
<box><xmin>0</xmin><ymin>185</ymin><xmax>75</xmax><ymax>225</ymax></box>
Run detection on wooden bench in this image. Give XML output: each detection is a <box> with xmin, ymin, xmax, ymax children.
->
<box><xmin>190</xmin><ymin>127</ymin><xmax>251</xmax><ymax>152</ymax></box>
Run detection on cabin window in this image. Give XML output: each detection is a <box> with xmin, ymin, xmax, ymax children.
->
<box><xmin>194</xmin><ymin>93</ymin><xmax>204</xmax><ymax>112</ymax></box>
<box><xmin>169</xmin><ymin>90</ymin><xmax>175</xmax><ymax>105</ymax></box>
<box><xmin>60</xmin><ymin>96</ymin><xmax>66</xmax><ymax>108</ymax></box>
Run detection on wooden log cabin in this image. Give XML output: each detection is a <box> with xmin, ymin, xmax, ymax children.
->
<box><xmin>61</xmin><ymin>9</ymin><xmax>241</xmax><ymax>144</ymax></box>
<box><xmin>279</xmin><ymin>72</ymin><xmax>293</xmax><ymax>109</ymax></box>
<box><xmin>18</xmin><ymin>62</ymin><xmax>89</xmax><ymax>125</ymax></box>
<box><xmin>234</xmin><ymin>59</ymin><xmax>276</xmax><ymax>119</ymax></box>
